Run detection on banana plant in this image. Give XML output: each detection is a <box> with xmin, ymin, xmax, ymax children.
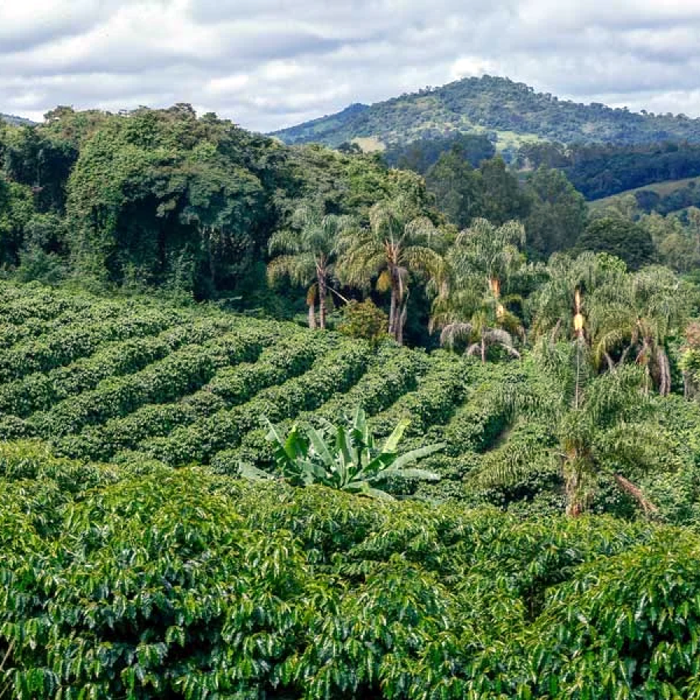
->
<box><xmin>260</xmin><ymin>407</ymin><xmax>443</xmax><ymax>499</ymax></box>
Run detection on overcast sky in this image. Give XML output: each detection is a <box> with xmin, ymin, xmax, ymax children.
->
<box><xmin>3</xmin><ymin>0</ymin><xmax>700</xmax><ymax>132</ymax></box>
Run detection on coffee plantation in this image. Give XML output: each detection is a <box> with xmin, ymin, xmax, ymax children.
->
<box><xmin>2</xmin><ymin>280</ymin><xmax>700</xmax><ymax>698</ymax></box>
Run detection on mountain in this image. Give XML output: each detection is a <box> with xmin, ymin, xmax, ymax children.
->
<box><xmin>1</xmin><ymin>112</ymin><xmax>35</xmax><ymax>127</ymax></box>
<box><xmin>270</xmin><ymin>75</ymin><xmax>700</xmax><ymax>151</ymax></box>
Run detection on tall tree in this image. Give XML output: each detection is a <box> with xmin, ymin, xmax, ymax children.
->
<box><xmin>478</xmin><ymin>157</ymin><xmax>530</xmax><ymax>225</ymax></box>
<box><xmin>527</xmin><ymin>251</ymin><xmax>626</xmax><ymax>345</ymax></box>
<box><xmin>337</xmin><ymin>196</ymin><xmax>444</xmax><ymax>344</ymax></box>
<box><xmin>481</xmin><ymin>345</ymin><xmax>670</xmax><ymax>517</ymax></box>
<box><xmin>268</xmin><ymin>205</ymin><xmax>352</xmax><ymax>329</ymax></box>
<box><xmin>425</xmin><ymin>146</ymin><xmax>483</xmax><ymax>228</ymax></box>
<box><xmin>430</xmin><ymin>218</ymin><xmax>525</xmax><ymax>362</ymax></box>
<box><xmin>524</xmin><ymin>166</ymin><xmax>587</xmax><ymax>259</ymax></box>
<box><xmin>577</xmin><ymin>217</ymin><xmax>655</xmax><ymax>270</ymax></box>
<box><xmin>589</xmin><ymin>265</ymin><xmax>690</xmax><ymax>395</ymax></box>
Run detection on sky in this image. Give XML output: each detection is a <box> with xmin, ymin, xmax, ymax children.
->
<box><xmin>3</xmin><ymin>0</ymin><xmax>700</xmax><ymax>132</ymax></box>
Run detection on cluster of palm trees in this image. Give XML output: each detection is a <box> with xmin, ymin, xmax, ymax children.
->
<box><xmin>268</xmin><ymin>198</ymin><xmax>692</xmax><ymax>396</ymax></box>
<box><xmin>268</xmin><ymin>197</ymin><xmax>444</xmax><ymax>344</ymax></box>
<box><xmin>527</xmin><ymin>251</ymin><xmax>691</xmax><ymax>396</ymax></box>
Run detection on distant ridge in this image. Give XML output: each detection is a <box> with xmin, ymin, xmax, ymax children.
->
<box><xmin>270</xmin><ymin>75</ymin><xmax>700</xmax><ymax>151</ymax></box>
<box><xmin>1</xmin><ymin>112</ymin><xmax>36</xmax><ymax>127</ymax></box>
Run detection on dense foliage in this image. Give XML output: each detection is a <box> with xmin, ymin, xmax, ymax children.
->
<box><xmin>0</xmin><ymin>106</ymin><xmax>429</xmax><ymax>303</ymax></box>
<box><xmin>382</xmin><ymin>132</ymin><xmax>496</xmax><ymax>173</ymax></box>
<box><xmin>517</xmin><ymin>140</ymin><xmax>700</xmax><ymax>200</ymax></box>
<box><xmin>0</xmin><ymin>280</ymin><xmax>698</xmax><ymax>523</ymax></box>
<box><xmin>2</xmin><ymin>446</ymin><xmax>700</xmax><ymax>698</ymax></box>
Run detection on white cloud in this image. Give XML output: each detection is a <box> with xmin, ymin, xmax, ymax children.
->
<box><xmin>2</xmin><ymin>0</ymin><xmax>700</xmax><ymax>131</ymax></box>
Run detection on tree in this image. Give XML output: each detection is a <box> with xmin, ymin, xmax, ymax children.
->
<box><xmin>436</xmin><ymin>292</ymin><xmax>522</xmax><ymax>362</ymax></box>
<box><xmin>681</xmin><ymin>321</ymin><xmax>700</xmax><ymax>399</ymax></box>
<box><xmin>478</xmin><ymin>157</ymin><xmax>530</xmax><ymax>225</ymax></box>
<box><xmin>268</xmin><ymin>205</ymin><xmax>352</xmax><ymax>329</ymax></box>
<box><xmin>589</xmin><ymin>265</ymin><xmax>690</xmax><ymax>394</ymax></box>
<box><xmin>258</xmin><ymin>407</ymin><xmax>443</xmax><ymax>498</ymax></box>
<box><xmin>640</xmin><ymin>212</ymin><xmax>695</xmax><ymax>273</ymax></box>
<box><xmin>556</xmin><ymin>366</ymin><xmax>666</xmax><ymax>516</ymax></box>
<box><xmin>430</xmin><ymin>219</ymin><xmax>526</xmax><ymax>362</ymax></box>
<box><xmin>481</xmin><ymin>346</ymin><xmax>669</xmax><ymax>517</ymax></box>
<box><xmin>338</xmin><ymin>299</ymin><xmax>389</xmax><ymax>345</ymax></box>
<box><xmin>577</xmin><ymin>217</ymin><xmax>655</xmax><ymax>270</ymax></box>
<box><xmin>527</xmin><ymin>251</ymin><xmax>626</xmax><ymax>344</ymax></box>
<box><xmin>0</xmin><ymin>179</ymin><xmax>35</xmax><ymax>265</ymax></box>
<box><xmin>337</xmin><ymin>196</ymin><xmax>444</xmax><ymax>344</ymax></box>
<box><xmin>425</xmin><ymin>146</ymin><xmax>483</xmax><ymax>228</ymax></box>
<box><xmin>524</xmin><ymin>166</ymin><xmax>587</xmax><ymax>258</ymax></box>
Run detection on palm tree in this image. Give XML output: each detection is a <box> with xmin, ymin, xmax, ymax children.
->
<box><xmin>430</xmin><ymin>219</ymin><xmax>525</xmax><ymax>362</ymax></box>
<box><xmin>557</xmin><ymin>367</ymin><xmax>665</xmax><ymax>516</ymax></box>
<box><xmin>433</xmin><ymin>288</ymin><xmax>522</xmax><ymax>362</ymax></box>
<box><xmin>528</xmin><ymin>251</ymin><xmax>626</xmax><ymax>345</ymax></box>
<box><xmin>268</xmin><ymin>206</ymin><xmax>352</xmax><ymax>329</ymax></box>
<box><xmin>336</xmin><ymin>197</ymin><xmax>444</xmax><ymax>345</ymax></box>
<box><xmin>479</xmin><ymin>345</ymin><xmax>667</xmax><ymax>517</ymax></box>
<box><xmin>449</xmin><ymin>218</ymin><xmax>526</xmax><ymax>303</ymax></box>
<box><xmin>589</xmin><ymin>266</ymin><xmax>690</xmax><ymax>395</ymax></box>
<box><xmin>256</xmin><ymin>407</ymin><xmax>443</xmax><ymax>499</ymax></box>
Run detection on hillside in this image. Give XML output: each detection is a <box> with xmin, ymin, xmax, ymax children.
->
<box><xmin>589</xmin><ymin>176</ymin><xmax>700</xmax><ymax>209</ymax></box>
<box><xmin>0</xmin><ymin>112</ymin><xmax>35</xmax><ymax>127</ymax></box>
<box><xmin>271</xmin><ymin>75</ymin><xmax>700</xmax><ymax>150</ymax></box>
<box><xmin>588</xmin><ymin>176</ymin><xmax>700</xmax><ymax>217</ymax></box>
<box><xmin>2</xmin><ymin>280</ymin><xmax>700</xmax><ymax>697</ymax></box>
<box><xmin>1</xmin><ymin>279</ymin><xmax>699</xmax><ymax>512</ymax></box>
<box><xmin>0</xmin><ymin>281</ymin><xmax>516</xmax><ymax>505</ymax></box>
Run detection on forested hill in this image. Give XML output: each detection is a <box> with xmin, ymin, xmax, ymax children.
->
<box><xmin>271</xmin><ymin>75</ymin><xmax>700</xmax><ymax>150</ymax></box>
<box><xmin>0</xmin><ymin>112</ymin><xmax>35</xmax><ymax>127</ymax></box>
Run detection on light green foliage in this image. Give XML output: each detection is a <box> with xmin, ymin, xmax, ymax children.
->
<box><xmin>338</xmin><ymin>298</ymin><xmax>389</xmax><ymax>345</ymax></box>
<box><xmin>337</xmin><ymin>194</ymin><xmax>445</xmax><ymax>344</ymax></box>
<box><xmin>4</xmin><ymin>275</ymin><xmax>693</xmax><ymax>518</ymax></box>
<box><xmin>0</xmin><ymin>280</ymin><xmax>700</xmax><ymax>696</ymax></box>
<box><xmin>261</xmin><ymin>406</ymin><xmax>442</xmax><ymax>498</ymax></box>
<box><xmin>268</xmin><ymin>205</ymin><xmax>353</xmax><ymax>328</ymax></box>
<box><xmin>431</xmin><ymin>218</ymin><xmax>526</xmax><ymax>361</ymax></box>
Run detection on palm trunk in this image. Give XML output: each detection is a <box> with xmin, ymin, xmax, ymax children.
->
<box><xmin>308</xmin><ymin>302</ymin><xmax>316</xmax><ymax>329</ymax></box>
<box><xmin>481</xmin><ymin>338</ymin><xmax>486</xmax><ymax>363</ymax></box>
<box><xmin>397</xmin><ymin>298</ymin><xmax>408</xmax><ymax>346</ymax></box>
<box><xmin>613</xmin><ymin>474</ymin><xmax>658</xmax><ymax>515</ymax></box>
<box><xmin>657</xmin><ymin>348</ymin><xmax>671</xmax><ymax>397</ymax></box>
<box><xmin>565</xmin><ymin>467</ymin><xmax>582</xmax><ymax>518</ymax></box>
<box><xmin>318</xmin><ymin>275</ymin><xmax>327</xmax><ymax>330</ymax></box>
<box><xmin>389</xmin><ymin>270</ymin><xmax>402</xmax><ymax>340</ymax></box>
<box><xmin>388</xmin><ymin>284</ymin><xmax>397</xmax><ymax>337</ymax></box>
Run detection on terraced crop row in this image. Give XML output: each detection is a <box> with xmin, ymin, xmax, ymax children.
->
<box><xmin>56</xmin><ymin>329</ymin><xmax>329</xmax><ymax>461</ymax></box>
<box><xmin>0</xmin><ymin>319</ymin><xmax>236</xmax><ymax>418</ymax></box>
<box><xmin>0</xmin><ymin>283</ymin><xmax>522</xmax><ymax>484</ymax></box>
<box><xmin>0</xmin><ymin>299</ymin><xmax>129</xmax><ymax>349</ymax></box>
<box><xmin>214</xmin><ymin>345</ymin><xmax>433</xmax><ymax>472</ymax></box>
<box><xmin>0</xmin><ymin>306</ymin><xmax>185</xmax><ymax>382</ymax></box>
<box><xmin>0</xmin><ymin>284</ymin><xmax>95</xmax><ymax>324</ymax></box>
<box><xmin>131</xmin><ymin>337</ymin><xmax>373</xmax><ymax>467</ymax></box>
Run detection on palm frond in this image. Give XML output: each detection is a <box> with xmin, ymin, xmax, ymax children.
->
<box><xmin>267</xmin><ymin>253</ymin><xmax>316</xmax><ymax>287</ymax></box>
<box><xmin>268</xmin><ymin>229</ymin><xmax>303</xmax><ymax>256</ymax></box>
<box><xmin>440</xmin><ymin>322</ymin><xmax>475</xmax><ymax>349</ymax></box>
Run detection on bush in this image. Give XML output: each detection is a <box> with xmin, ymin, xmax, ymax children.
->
<box><xmin>338</xmin><ymin>298</ymin><xmax>389</xmax><ymax>345</ymax></box>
